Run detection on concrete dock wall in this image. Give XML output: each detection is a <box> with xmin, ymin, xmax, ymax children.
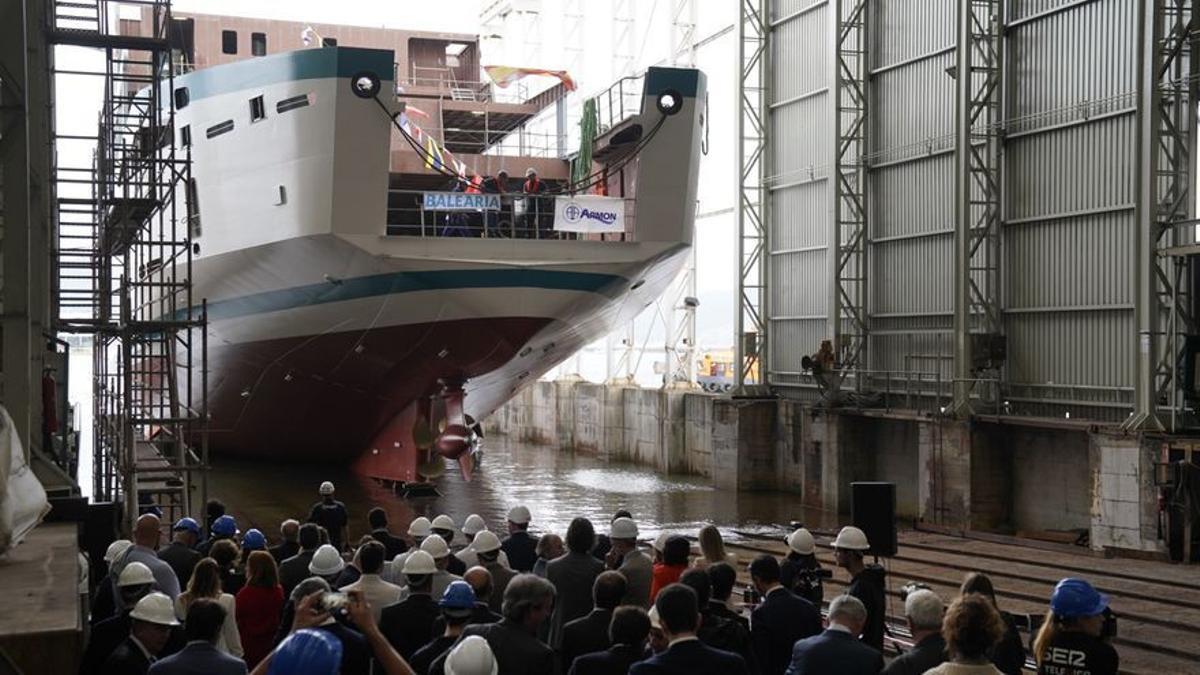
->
<box><xmin>484</xmin><ymin>382</ymin><xmax>1172</xmax><ymax>557</ymax></box>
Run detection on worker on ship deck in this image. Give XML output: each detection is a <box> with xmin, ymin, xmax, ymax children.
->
<box><xmin>521</xmin><ymin>167</ymin><xmax>549</xmax><ymax>239</ymax></box>
<box><xmin>307</xmin><ymin>481</ymin><xmax>349</xmax><ymax>552</ymax></box>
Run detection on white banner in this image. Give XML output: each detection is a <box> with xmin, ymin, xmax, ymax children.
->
<box><xmin>422</xmin><ymin>192</ymin><xmax>501</xmax><ymax>211</ymax></box>
<box><xmin>553</xmin><ymin>195</ymin><xmax>626</xmax><ymax>233</ymax></box>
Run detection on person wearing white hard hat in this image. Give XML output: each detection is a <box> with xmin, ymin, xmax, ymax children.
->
<box><xmin>500</xmin><ymin>505</ymin><xmax>538</xmax><ymax>573</ymax></box>
<box><xmin>378</xmin><ymin>550</ymin><xmax>441</xmax><ymax>660</ymax></box>
<box><xmin>147</xmin><ymin>597</ymin><xmax>245</xmax><ymax>675</ymax></box>
<box><xmin>421</xmin><ymin>535</ymin><xmax>464</xmax><ymax>600</ymax></box>
<box><xmin>443</xmin><ymin>634</ymin><xmax>498</xmax><ymax>675</ymax></box>
<box><xmin>384</xmin><ymin>516</ymin><xmax>432</xmax><ymax>583</ymax></box>
<box><xmin>307</xmin><ymin>544</ymin><xmax>346</xmax><ymax>584</ymax></box>
<box><xmin>605</xmin><ymin>516</ymin><xmax>652</xmax><ymax>608</ymax></box>
<box><xmin>833</xmin><ymin>525</ymin><xmax>887</xmax><ymax>652</ymax></box>
<box><xmin>307</xmin><ymin>481</ymin><xmax>350</xmax><ymax>552</ymax></box>
<box><xmin>81</xmin><ymin>561</ymin><xmax>181</xmax><ymax>675</ymax></box>
<box><xmin>90</xmin><ymin>539</ymin><xmax>135</xmax><ymax>625</ymax></box>
<box><xmin>779</xmin><ymin>527</ymin><xmax>825</xmax><ymax>608</ymax></box>
<box><xmin>99</xmin><ymin>592</ymin><xmax>180</xmax><ymax>674</ymax></box>
<box><xmin>472</xmin><ymin>530</ymin><xmax>517</xmax><ymax>614</ymax></box>
<box><xmin>454</xmin><ymin>516</ymin><xmax>511</xmax><ymax>570</ymax></box>
<box><xmin>432</xmin><ymin>514</ymin><xmax>468</xmax><ymax>576</ymax></box>
<box><xmin>340</xmin><ymin>540</ymin><xmax>403</xmax><ymax>623</ymax></box>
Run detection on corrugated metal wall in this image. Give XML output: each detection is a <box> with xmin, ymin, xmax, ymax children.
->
<box><xmin>766</xmin><ymin>0</ymin><xmax>1139</xmax><ymax>418</ymax></box>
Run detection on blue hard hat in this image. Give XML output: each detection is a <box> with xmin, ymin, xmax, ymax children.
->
<box><xmin>439</xmin><ymin>580</ymin><xmax>476</xmax><ymax>610</ymax></box>
<box><xmin>173</xmin><ymin>517</ymin><xmax>201</xmax><ymax>534</ymax></box>
<box><xmin>212</xmin><ymin>515</ymin><xmax>238</xmax><ymax>537</ymax></box>
<box><xmin>1050</xmin><ymin>578</ymin><xmax>1109</xmax><ymax>619</ymax></box>
<box><xmin>242</xmin><ymin>528</ymin><xmax>267</xmax><ymax>550</ymax></box>
<box><xmin>268</xmin><ymin>628</ymin><xmax>343</xmax><ymax>675</ymax></box>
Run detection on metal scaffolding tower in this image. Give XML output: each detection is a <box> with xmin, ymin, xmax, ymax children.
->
<box><xmin>49</xmin><ymin>0</ymin><xmax>207</xmax><ymax>529</ymax></box>
<box><xmin>1128</xmin><ymin>0</ymin><xmax>1198</xmax><ymax>431</ymax></box>
<box><xmin>735</xmin><ymin>0</ymin><xmax>769</xmax><ymax>391</ymax></box>
<box><xmin>951</xmin><ymin>0</ymin><xmax>1004</xmax><ymax>414</ymax></box>
<box><xmin>829</xmin><ymin>0</ymin><xmax>868</xmax><ymax>383</ymax></box>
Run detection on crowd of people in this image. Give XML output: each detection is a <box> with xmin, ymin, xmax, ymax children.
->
<box><xmin>80</xmin><ymin>482</ymin><xmax>1120</xmax><ymax>675</ymax></box>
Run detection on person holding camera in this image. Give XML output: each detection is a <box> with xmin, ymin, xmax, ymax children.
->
<box><xmin>779</xmin><ymin>528</ymin><xmax>825</xmax><ymax>608</ymax></box>
<box><xmin>1033</xmin><ymin>578</ymin><xmax>1118</xmax><ymax>675</ymax></box>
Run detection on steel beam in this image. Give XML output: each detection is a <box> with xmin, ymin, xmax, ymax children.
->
<box><xmin>735</xmin><ymin>0</ymin><xmax>769</xmax><ymax>390</ymax></box>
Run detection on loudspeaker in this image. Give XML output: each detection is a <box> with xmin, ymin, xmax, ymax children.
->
<box><xmin>851</xmin><ymin>481</ymin><xmax>898</xmax><ymax>557</ymax></box>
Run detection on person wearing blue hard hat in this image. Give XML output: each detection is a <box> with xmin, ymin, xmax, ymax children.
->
<box><xmin>1033</xmin><ymin>578</ymin><xmax>1118</xmax><ymax>675</ymax></box>
<box><xmin>267</xmin><ymin>628</ymin><xmax>343</xmax><ymax>675</ymax></box>
<box><xmin>243</xmin><ymin>529</ymin><xmax>268</xmax><ymax>551</ymax></box>
<box><xmin>200</xmin><ymin>515</ymin><xmax>239</xmax><ymax>557</ymax></box>
<box><xmin>408</xmin><ymin>581</ymin><xmax>478</xmax><ymax>675</ymax></box>
<box><xmin>159</xmin><ymin>517</ymin><xmax>203</xmax><ymax>589</ymax></box>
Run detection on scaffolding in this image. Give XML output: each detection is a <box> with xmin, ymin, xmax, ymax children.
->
<box><xmin>49</xmin><ymin>0</ymin><xmax>207</xmax><ymax>531</ymax></box>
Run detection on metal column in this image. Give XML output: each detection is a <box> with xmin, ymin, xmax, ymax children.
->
<box><xmin>735</xmin><ymin>0</ymin><xmax>769</xmax><ymax>391</ymax></box>
<box><xmin>951</xmin><ymin>0</ymin><xmax>1003</xmax><ymax>415</ymax></box>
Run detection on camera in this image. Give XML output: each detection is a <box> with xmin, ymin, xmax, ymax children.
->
<box><xmin>899</xmin><ymin>581</ymin><xmax>931</xmax><ymax>602</ymax></box>
<box><xmin>320</xmin><ymin>592</ymin><xmax>349</xmax><ymax>612</ymax></box>
<box><xmin>796</xmin><ymin>567</ymin><xmax>833</xmax><ymax>583</ymax></box>
<box><xmin>1101</xmin><ymin>608</ymin><xmax>1118</xmax><ymax>639</ymax></box>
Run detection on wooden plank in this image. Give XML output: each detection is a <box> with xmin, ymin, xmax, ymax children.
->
<box><xmin>0</xmin><ymin>522</ymin><xmax>82</xmax><ymax>636</ymax></box>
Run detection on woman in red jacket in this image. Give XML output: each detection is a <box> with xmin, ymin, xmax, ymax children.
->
<box><xmin>235</xmin><ymin>550</ymin><xmax>284</xmax><ymax>668</ymax></box>
<box><xmin>649</xmin><ymin>535</ymin><xmax>692</xmax><ymax>601</ymax></box>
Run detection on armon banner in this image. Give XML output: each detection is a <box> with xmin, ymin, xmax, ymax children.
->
<box><xmin>553</xmin><ymin>195</ymin><xmax>626</xmax><ymax>233</ymax></box>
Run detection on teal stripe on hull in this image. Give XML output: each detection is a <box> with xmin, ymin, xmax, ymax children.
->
<box><xmin>200</xmin><ymin>268</ymin><xmax>626</xmax><ymax>322</ymax></box>
<box><xmin>173</xmin><ymin>47</ymin><xmax>395</xmax><ymax>102</ymax></box>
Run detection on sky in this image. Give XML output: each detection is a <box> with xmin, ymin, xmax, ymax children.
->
<box><xmin>56</xmin><ymin>1</ymin><xmax>739</xmax><ymax>387</ymax></box>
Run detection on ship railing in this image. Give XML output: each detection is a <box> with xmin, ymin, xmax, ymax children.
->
<box><xmin>591</xmin><ymin>74</ymin><xmax>645</xmax><ymax>135</ymax></box>
<box><xmin>401</xmin><ymin>66</ymin><xmax>529</xmax><ymax>105</ymax></box>
<box><xmin>384</xmin><ymin>188</ymin><xmax>637</xmax><ymax>242</ymax></box>
<box><xmin>397</xmin><ymin>125</ymin><xmax>564</xmax><ymax>159</ymax></box>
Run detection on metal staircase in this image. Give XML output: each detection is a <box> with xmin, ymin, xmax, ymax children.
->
<box><xmin>49</xmin><ymin>0</ymin><xmax>207</xmax><ymax>531</ymax></box>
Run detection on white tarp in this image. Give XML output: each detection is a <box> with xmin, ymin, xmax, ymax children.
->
<box><xmin>553</xmin><ymin>195</ymin><xmax>626</xmax><ymax>233</ymax></box>
<box><xmin>0</xmin><ymin>404</ymin><xmax>51</xmax><ymax>555</ymax></box>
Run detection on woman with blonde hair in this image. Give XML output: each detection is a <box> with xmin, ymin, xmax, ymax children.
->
<box><xmin>1032</xmin><ymin>578</ymin><xmax>1118</xmax><ymax>675</ymax></box>
<box><xmin>175</xmin><ymin>557</ymin><xmax>244</xmax><ymax>657</ymax></box>
<box><xmin>925</xmin><ymin>594</ymin><xmax>1005</xmax><ymax>674</ymax></box>
<box><xmin>692</xmin><ymin>524</ymin><xmax>738</xmax><ymax>569</ymax></box>
<box><xmin>236</xmin><ymin>549</ymin><xmax>285</xmax><ymax>668</ymax></box>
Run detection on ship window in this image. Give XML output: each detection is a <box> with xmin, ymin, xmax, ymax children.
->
<box><xmin>186</xmin><ymin>178</ymin><xmax>201</xmax><ymax>238</ymax></box>
<box><xmin>179</xmin><ymin>124</ymin><xmax>191</xmax><ymax>147</ymax></box>
<box><xmin>174</xmin><ymin>86</ymin><xmax>189</xmax><ymax>110</ymax></box>
<box><xmin>250</xmin><ymin>95</ymin><xmax>266</xmax><ymax>122</ymax></box>
<box><xmin>206</xmin><ymin>119</ymin><xmax>234</xmax><ymax>138</ymax></box>
<box><xmin>276</xmin><ymin>94</ymin><xmax>311</xmax><ymax>113</ymax></box>
<box><xmin>322</xmin><ymin>37</ymin><xmax>338</xmax><ymax>47</ymax></box>
<box><xmin>222</xmin><ymin>30</ymin><xmax>237</xmax><ymax>54</ymax></box>
<box><xmin>251</xmin><ymin>32</ymin><xmax>267</xmax><ymax>56</ymax></box>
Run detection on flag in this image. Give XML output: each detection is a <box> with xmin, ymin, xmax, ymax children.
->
<box><xmin>483</xmin><ymin>65</ymin><xmax>577</xmax><ymax>92</ymax></box>
<box><xmin>405</xmin><ymin>104</ymin><xmax>431</xmax><ymax>119</ymax></box>
<box><xmin>424</xmin><ymin>137</ymin><xmax>442</xmax><ymax>171</ymax></box>
<box><xmin>300</xmin><ymin>26</ymin><xmax>319</xmax><ymax>47</ymax></box>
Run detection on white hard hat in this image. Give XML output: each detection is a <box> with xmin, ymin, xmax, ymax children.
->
<box><xmin>444</xmin><ymin>634</ymin><xmax>498</xmax><ymax>675</ymax></box>
<box><xmin>832</xmin><ymin>525</ymin><xmax>871</xmax><ymax>551</ymax></box>
<box><xmin>648</xmin><ymin>606</ymin><xmax>663</xmax><ymax>630</ymax></box>
<box><xmin>787</xmin><ymin>528</ymin><xmax>816</xmax><ymax>555</ymax></box>
<box><xmin>421</xmin><ymin>535</ymin><xmax>451</xmax><ymax>559</ymax></box>
<box><xmin>309</xmin><ymin>544</ymin><xmax>346</xmax><ymax>576</ymax></box>
<box><xmin>507</xmin><ymin>505</ymin><xmax>531</xmax><ymax>525</ymax></box>
<box><xmin>432</xmin><ymin>514</ymin><xmax>457</xmax><ymax>531</ymax></box>
<box><xmin>610</xmin><ymin>517</ymin><xmax>639</xmax><ymax>540</ymax></box>
<box><xmin>118</xmin><ymin>561</ymin><xmax>155</xmax><ymax>587</ymax></box>
<box><xmin>462</xmin><ymin>514</ymin><xmax>487</xmax><ymax>536</ymax></box>
<box><xmin>319</xmin><ymin>481</ymin><xmax>335</xmax><ymax>495</ymax></box>
<box><xmin>472</xmin><ymin>530</ymin><xmax>502</xmax><ymax>554</ymax></box>
<box><xmin>104</xmin><ymin>539</ymin><xmax>133</xmax><ymax>563</ymax></box>
<box><xmin>524</xmin><ymin>167</ymin><xmax>537</xmax><ymax>178</ymax></box>
<box><xmin>653</xmin><ymin>532</ymin><xmax>671</xmax><ymax>552</ymax></box>
<box><xmin>129</xmin><ymin>592</ymin><xmax>181</xmax><ymax>626</ymax></box>
<box><xmin>403</xmin><ymin>549</ymin><xmax>438</xmax><ymax>575</ymax></box>
<box><xmin>408</xmin><ymin>516</ymin><xmax>433</xmax><ymax>538</ymax></box>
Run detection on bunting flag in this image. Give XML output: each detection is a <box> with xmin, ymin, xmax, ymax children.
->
<box><xmin>483</xmin><ymin>65</ymin><xmax>577</xmax><ymax>92</ymax></box>
<box><xmin>300</xmin><ymin>26</ymin><xmax>321</xmax><ymax>47</ymax></box>
<box><xmin>405</xmin><ymin>104</ymin><xmax>431</xmax><ymax>119</ymax></box>
<box><xmin>424</xmin><ymin>137</ymin><xmax>442</xmax><ymax>170</ymax></box>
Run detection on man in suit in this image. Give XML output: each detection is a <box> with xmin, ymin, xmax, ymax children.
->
<box><xmin>547</xmin><ymin>517</ymin><xmax>606</xmax><ymax>648</ymax></box>
<box><xmin>749</xmin><ymin>555</ymin><xmax>822</xmax><ymax>675</ymax></box>
<box><xmin>378</xmin><ymin>550</ymin><xmax>440</xmax><ymax>660</ymax></box>
<box><xmin>83</xmin><ymin>563</ymin><xmax>186</xmax><ymax>675</ymax></box>
<box><xmin>268</xmin><ymin>520</ymin><xmax>301</xmax><ymax>565</ymax></box>
<box><xmin>278</xmin><ymin>523</ymin><xmax>321</xmax><ymax>597</ymax></box>
<box><xmin>99</xmin><ymin>593</ymin><xmax>180</xmax><ymax>675</ymax></box>
<box><xmin>367</xmin><ymin>507</ymin><xmax>409</xmax><ymax>561</ymax></box>
<box><xmin>569</xmin><ymin>605</ymin><xmax>651</xmax><ymax>675</ymax></box>
<box><xmin>679</xmin><ymin>569</ymin><xmax>755</xmax><ymax>671</ymax></box>
<box><xmin>604</xmin><ymin>517</ymin><xmax>652</xmax><ymax>608</ymax></box>
<box><xmin>706</xmin><ymin>563</ymin><xmax>749</xmax><ymax>629</ymax></box>
<box><xmin>785</xmin><ymin>595</ymin><xmax>884</xmax><ymax>675</ymax></box>
<box><xmin>881</xmin><ymin>589</ymin><xmax>946</xmax><ymax>675</ymax></box>
<box><xmin>629</xmin><ymin>584</ymin><xmax>749</xmax><ymax>675</ymax></box>
<box><xmin>158</xmin><ymin>519</ymin><xmax>202</xmax><ymax>591</ymax></box>
<box><xmin>148</xmin><ymin>599</ymin><xmax>246</xmax><ymax>675</ymax></box>
<box><xmin>560</xmin><ymin>570</ymin><xmax>626</xmax><ymax>671</ymax></box>
<box><xmin>500</xmin><ymin>505</ymin><xmax>539</xmax><ymax>572</ymax></box>
<box><xmin>430</xmin><ymin>574</ymin><xmax>557</xmax><ymax>675</ymax></box>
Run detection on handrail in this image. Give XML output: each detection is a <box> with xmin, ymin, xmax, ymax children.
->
<box><xmin>590</xmin><ymin>74</ymin><xmax>645</xmax><ymax>133</ymax></box>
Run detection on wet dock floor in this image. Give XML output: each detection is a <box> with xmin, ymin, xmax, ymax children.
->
<box><xmin>209</xmin><ymin>435</ymin><xmax>840</xmax><ymax>545</ymax></box>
